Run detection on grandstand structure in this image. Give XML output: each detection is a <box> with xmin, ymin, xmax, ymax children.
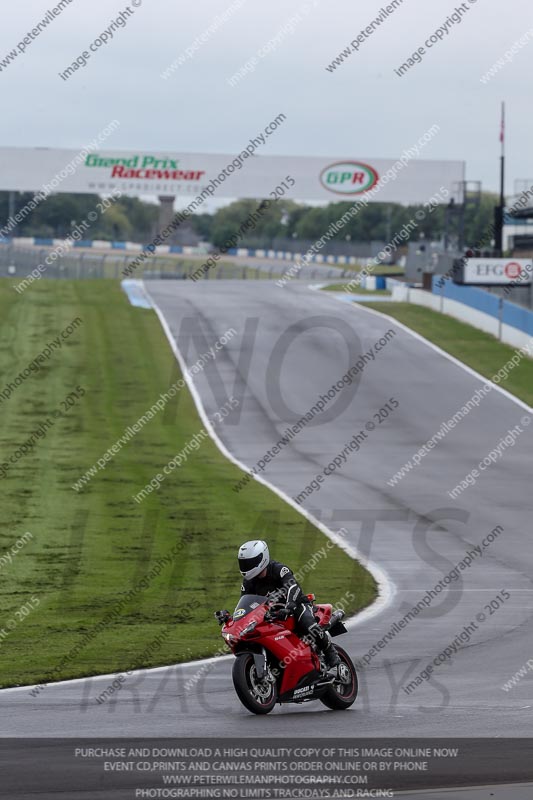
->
<box><xmin>505</xmin><ymin>179</ymin><xmax>533</xmax><ymax>254</ymax></box>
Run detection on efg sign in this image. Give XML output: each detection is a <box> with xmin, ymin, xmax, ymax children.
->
<box><xmin>455</xmin><ymin>258</ymin><xmax>532</xmax><ymax>286</ymax></box>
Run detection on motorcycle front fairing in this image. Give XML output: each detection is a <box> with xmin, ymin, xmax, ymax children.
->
<box><xmin>222</xmin><ymin>594</ymin><xmax>326</xmax><ymax>698</ymax></box>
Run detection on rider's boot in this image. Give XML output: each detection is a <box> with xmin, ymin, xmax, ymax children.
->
<box><xmin>324</xmin><ymin>643</ymin><xmax>341</xmax><ymax>670</ymax></box>
<box><xmin>318</xmin><ymin>629</ymin><xmax>341</xmax><ymax>673</ymax></box>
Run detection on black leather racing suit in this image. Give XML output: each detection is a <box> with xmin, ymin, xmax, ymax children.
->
<box><xmin>240</xmin><ymin>560</ymin><xmax>335</xmax><ymax>662</ymax></box>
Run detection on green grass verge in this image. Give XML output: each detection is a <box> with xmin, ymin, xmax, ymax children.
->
<box><xmin>324</xmin><ymin>264</ymin><xmax>403</xmax><ymax>274</ymax></box>
<box><xmin>364</xmin><ymin>302</ymin><xmax>533</xmax><ymax>407</ymax></box>
<box><xmin>321</xmin><ymin>283</ymin><xmax>391</xmax><ymax>295</ymax></box>
<box><xmin>0</xmin><ymin>279</ymin><xmax>376</xmax><ymax>688</ymax></box>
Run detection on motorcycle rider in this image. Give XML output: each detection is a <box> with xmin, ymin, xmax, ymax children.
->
<box><xmin>216</xmin><ymin>540</ymin><xmax>341</xmax><ymax>670</ymax></box>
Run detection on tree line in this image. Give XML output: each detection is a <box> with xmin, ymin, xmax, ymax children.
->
<box><xmin>0</xmin><ymin>191</ymin><xmax>498</xmax><ymax>252</ymax></box>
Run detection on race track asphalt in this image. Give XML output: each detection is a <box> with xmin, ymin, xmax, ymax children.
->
<box><xmin>2</xmin><ymin>280</ymin><xmax>532</xmax><ymax>746</ymax></box>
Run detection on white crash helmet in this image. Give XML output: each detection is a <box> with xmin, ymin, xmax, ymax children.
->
<box><xmin>238</xmin><ymin>540</ymin><xmax>269</xmax><ymax>580</ymax></box>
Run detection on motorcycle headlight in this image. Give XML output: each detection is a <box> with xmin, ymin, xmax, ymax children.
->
<box><xmin>240</xmin><ymin>620</ymin><xmax>258</xmax><ymax>637</ymax></box>
<box><xmin>222</xmin><ymin>632</ymin><xmax>238</xmax><ymax>646</ymax></box>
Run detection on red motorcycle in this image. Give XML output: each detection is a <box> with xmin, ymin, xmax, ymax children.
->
<box><xmin>219</xmin><ymin>593</ymin><xmax>358</xmax><ymax>715</ymax></box>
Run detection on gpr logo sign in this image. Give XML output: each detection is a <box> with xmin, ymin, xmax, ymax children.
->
<box><xmin>320</xmin><ymin>161</ymin><xmax>379</xmax><ymax>195</ymax></box>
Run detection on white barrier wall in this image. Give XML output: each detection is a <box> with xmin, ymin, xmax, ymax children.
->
<box><xmin>390</xmin><ymin>285</ymin><xmax>532</xmax><ymax>351</ymax></box>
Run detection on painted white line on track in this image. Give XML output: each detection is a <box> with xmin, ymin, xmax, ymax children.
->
<box><xmin>0</xmin><ymin>653</ymin><xmax>233</xmax><ymax>694</ymax></box>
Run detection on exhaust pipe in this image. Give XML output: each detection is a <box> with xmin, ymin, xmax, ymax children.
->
<box><xmin>327</xmin><ymin>609</ymin><xmax>345</xmax><ymax>629</ymax></box>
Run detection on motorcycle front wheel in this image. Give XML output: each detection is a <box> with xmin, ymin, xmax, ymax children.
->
<box><xmin>232</xmin><ymin>654</ymin><xmax>277</xmax><ymax>715</ymax></box>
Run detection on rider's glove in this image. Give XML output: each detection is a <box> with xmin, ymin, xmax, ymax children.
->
<box><xmin>215</xmin><ymin>610</ymin><xmax>230</xmax><ymax>625</ymax></box>
<box><xmin>267</xmin><ymin>601</ymin><xmax>286</xmax><ymax>620</ymax></box>
<box><xmin>276</xmin><ymin>601</ymin><xmax>297</xmax><ymax>621</ymax></box>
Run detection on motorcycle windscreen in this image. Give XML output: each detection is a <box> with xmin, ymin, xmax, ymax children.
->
<box><xmin>233</xmin><ymin>594</ymin><xmax>266</xmax><ymax>620</ymax></box>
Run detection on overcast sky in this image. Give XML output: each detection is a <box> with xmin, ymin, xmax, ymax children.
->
<box><xmin>2</xmin><ymin>0</ymin><xmax>532</xmax><ymax>208</ymax></box>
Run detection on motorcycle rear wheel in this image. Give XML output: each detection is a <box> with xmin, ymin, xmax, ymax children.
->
<box><xmin>320</xmin><ymin>645</ymin><xmax>358</xmax><ymax>710</ymax></box>
<box><xmin>232</xmin><ymin>654</ymin><xmax>277</xmax><ymax>715</ymax></box>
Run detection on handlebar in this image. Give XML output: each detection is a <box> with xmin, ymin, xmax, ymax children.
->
<box><xmin>264</xmin><ymin>603</ymin><xmax>286</xmax><ymax>622</ymax></box>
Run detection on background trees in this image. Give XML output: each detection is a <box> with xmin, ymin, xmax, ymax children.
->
<box><xmin>1</xmin><ymin>191</ymin><xmax>497</xmax><ymax>250</ymax></box>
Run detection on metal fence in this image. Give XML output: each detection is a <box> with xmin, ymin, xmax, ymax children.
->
<box><xmin>0</xmin><ymin>244</ymin><xmax>357</xmax><ymax>283</ymax></box>
<box><xmin>0</xmin><ymin>245</ymin><xmax>126</xmax><ymax>280</ymax></box>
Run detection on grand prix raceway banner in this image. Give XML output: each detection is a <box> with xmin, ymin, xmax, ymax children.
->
<box><xmin>0</xmin><ymin>147</ymin><xmax>465</xmax><ymax>205</ymax></box>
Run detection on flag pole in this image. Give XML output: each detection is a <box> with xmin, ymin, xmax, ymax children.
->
<box><xmin>500</xmin><ymin>101</ymin><xmax>505</xmax><ymax>210</ymax></box>
<box><xmin>495</xmin><ymin>101</ymin><xmax>506</xmax><ymax>255</ymax></box>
